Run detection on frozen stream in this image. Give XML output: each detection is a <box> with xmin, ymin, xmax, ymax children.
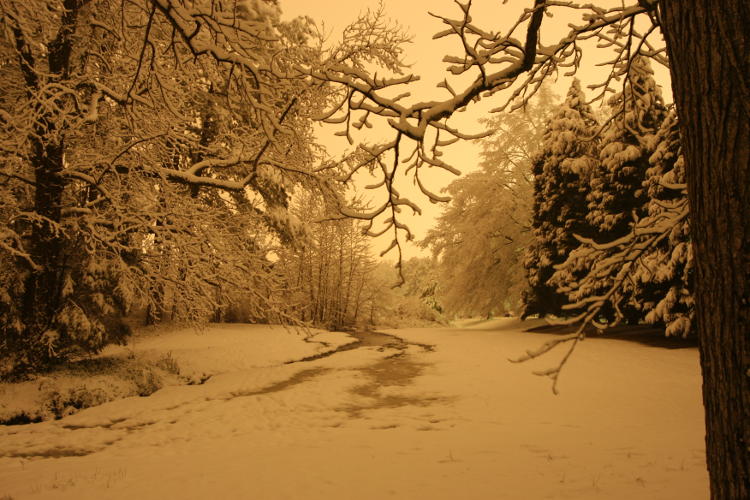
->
<box><xmin>0</xmin><ymin>319</ymin><xmax>708</xmax><ymax>499</ymax></box>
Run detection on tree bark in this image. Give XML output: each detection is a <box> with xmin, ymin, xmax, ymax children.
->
<box><xmin>16</xmin><ymin>0</ymin><xmax>83</xmax><ymax>352</ymax></box>
<box><xmin>22</xmin><ymin>134</ymin><xmax>67</xmax><ymax>333</ymax></box>
<box><xmin>661</xmin><ymin>2</ymin><xmax>750</xmax><ymax>497</ymax></box>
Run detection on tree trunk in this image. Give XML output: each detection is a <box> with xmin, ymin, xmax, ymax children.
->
<box><xmin>661</xmin><ymin>2</ymin><xmax>750</xmax><ymax>497</ymax></box>
<box><xmin>21</xmin><ymin>135</ymin><xmax>66</xmax><ymax>337</ymax></box>
<box><xmin>16</xmin><ymin>0</ymin><xmax>83</xmax><ymax>361</ymax></box>
<box><xmin>145</xmin><ymin>283</ymin><xmax>165</xmax><ymax>326</ymax></box>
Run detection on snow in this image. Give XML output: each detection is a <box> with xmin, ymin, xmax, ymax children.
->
<box><xmin>105</xmin><ymin>324</ymin><xmax>356</xmax><ymax>376</ymax></box>
<box><xmin>0</xmin><ymin>325</ymin><xmax>356</xmax><ymax>424</ymax></box>
<box><xmin>0</xmin><ymin>319</ymin><xmax>707</xmax><ymax>499</ymax></box>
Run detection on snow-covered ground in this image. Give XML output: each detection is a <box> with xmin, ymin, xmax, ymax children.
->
<box><xmin>0</xmin><ymin>319</ymin><xmax>707</xmax><ymax>499</ymax></box>
<box><xmin>0</xmin><ymin>324</ymin><xmax>355</xmax><ymax>424</ymax></box>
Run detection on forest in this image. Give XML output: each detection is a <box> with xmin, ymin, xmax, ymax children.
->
<box><xmin>0</xmin><ymin>0</ymin><xmax>446</xmax><ymax>378</ymax></box>
<box><xmin>0</xmin><ymin>0</ymin><xmax>747</xmax><ymax>498</ymax></box>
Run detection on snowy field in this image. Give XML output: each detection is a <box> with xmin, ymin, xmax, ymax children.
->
<box><xmin>0</xmin><ymin>319</ymin><xmax>707</xmax><ymax>499</ymax></box>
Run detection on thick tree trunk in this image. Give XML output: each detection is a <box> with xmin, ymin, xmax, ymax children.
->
<box><xmin>15</xmin><ymin>0</ymin><xmax>83</xmax><ymax>359</ymax></box>
<box><xmin>661</xmin><ymin>2</ymin><xmax>750</xmax><ymax>497</ymax></box>
<box><xmin>21</xmin><ymin>135</ymin><xmax>67</xmax><ymax>334</ymax></box>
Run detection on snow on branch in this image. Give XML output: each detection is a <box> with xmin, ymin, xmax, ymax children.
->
<box><xmin>281</xmin><ymin>1</ymin><xmax>661</xmax><ymax>266</ymax></box>
<box><xmin>143</xmin><ymin>1</ymin><xmax>663</xmax><ymax>270</ymax></box>
<box><xmin>509</xmin><ymin>331</ymin><xmax>583</xmax><ymax>395</ymax></box>
<box><xmin>513</xmin><ymin>191</ymin><xmax>689</xmax><ymax>393</ymax></box>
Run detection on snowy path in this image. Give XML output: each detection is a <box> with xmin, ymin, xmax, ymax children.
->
<box><xmin>0</xmin><ymin>319</ymin><xmax>707</xmax><ymax>499</ymax></box>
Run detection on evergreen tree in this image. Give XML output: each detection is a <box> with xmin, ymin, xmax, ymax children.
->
<box><xmin>587</xmin><ymin>56</ymin><xmax>668</xmax><ymax>241</ymax></box>
<box><xmin>634</xmin><ymin>109</ymin><xmax>695</xmax><ymax>336</ymax></box>
<box><xmin>548</xmin><ymin>108</ymin><xmax>694</xmax><ymax>336</ymax></box>
<box><xmin>522</xmin><ymin>79</ymin><xmax>599</xmax><ymax>318</ymax></box>
<box><xmin>576</xmin><ymin>56</ymin><xmax>668</xmax><ymax>323</ymax></box>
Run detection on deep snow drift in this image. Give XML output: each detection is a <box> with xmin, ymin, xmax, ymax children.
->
<box><xmin>0</xmin><ymin>319</ymin><xmax>707</xmax><ymax>499</ymax></box>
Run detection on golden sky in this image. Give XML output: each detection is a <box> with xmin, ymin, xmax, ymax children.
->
<box><xmin>280</xmin><ymin>0</ymin><xmax>673</xmax><ymax>260</ymax></box>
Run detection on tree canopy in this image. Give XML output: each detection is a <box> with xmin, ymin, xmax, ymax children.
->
<box><xmin>1</xmin><ymin>1</ymin><xmax>747</xmax><ymax>495</ymax></box>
